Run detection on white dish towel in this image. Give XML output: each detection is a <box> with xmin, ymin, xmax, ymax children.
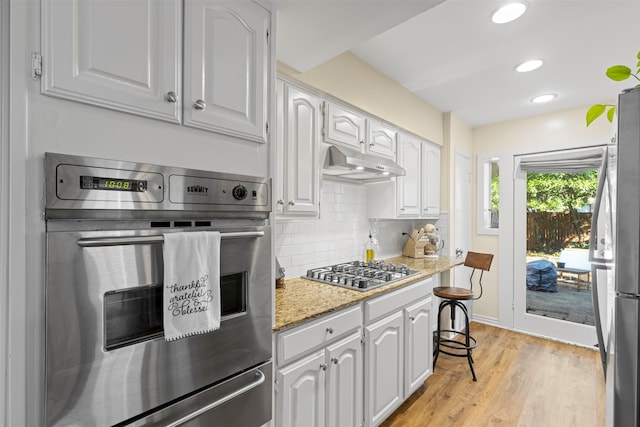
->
<box><xmin>163</xmin><ymin>231</ymin><xmax>221</xmax><ymax>341</ymax></box>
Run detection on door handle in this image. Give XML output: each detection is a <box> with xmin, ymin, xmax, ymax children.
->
<box><xmin>77</xmin><ymin>231</ymin><xmax>265</xmax><ymax>247</ymax></box>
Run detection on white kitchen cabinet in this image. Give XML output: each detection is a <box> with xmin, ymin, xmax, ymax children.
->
<box><xmin>363</xmin><ymin>278</ymin><xmax>433</xmax><ymax>427</ymax></box>
<box><xmin>323</xmin><ymin>102</ymin><xmax>367</xmax><ymax>151</ymax></box>
<box><xmin>325</xmin><ymin>332</ymin><xmax>363</xmax><ymax>427</ymax></box>
<box><xmin>421</xmin><ymin>142</ymin><xmax>441</xmax><ymax>218</ymax></box>
<box><xmin>364</xmin><ymin>311</ymin><xmax>404</xmax><ymax>426</ymax></box>
<box><xmin>404</xmin><ymin>297</ymin><xmax>433</xmax><ymax>397</ymax></box>
<box><xmin>396</xmin><ymin>133</ymin><xmax>422</xmax><ymax>217</ymax></box>
<box><xmin>275</xmin><ymin>306</ymin><xmax>363</xmax><ymax>427</ymax></box>
<box><xmin>41</xmin><ymin>0</ymin><xmax>182</xmax><ymax>122</ymax></box>
<box><xmin>277</xmin><ymin>350</ymin><xmax>326</xmax><ymax>427</ymax></box>
<box><xmin>275</xmin><ymin>80</ymin><xmax>320</xmax><ymax>216</ymax></box>
<box><xmin>42</xmin><ymin>0</ymin><xmax>270</xmax><ymax>143</ymax></box>
<box><xmin>367</xmin><ymin>119</ymin><xmax>397</xmax><ymax>159</ymax></box>
<box><xmin>367</xmin><ymin>131</ymin><xmax>441</xmax><ymax>219</ymax></box>
<box><xmin>183</xmin><ymin>0</ymin><xmax>270</xmax><ymax>142</ymax></box>
<box><xmin>323</xmin><ymin>102</ymin><xmax>397</xmax><ymax>161</ymax></box>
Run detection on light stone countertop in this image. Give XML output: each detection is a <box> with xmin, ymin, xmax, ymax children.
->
<box><xmin>273</xmin><ymin>255</ymin><xmax>465</xmax><ymax>332</ymax></box>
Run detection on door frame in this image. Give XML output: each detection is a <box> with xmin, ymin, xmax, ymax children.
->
<box><xmin>512</xmin><ymin>154</ymin><xmax>597</xmax><ymax>347</ymax></box>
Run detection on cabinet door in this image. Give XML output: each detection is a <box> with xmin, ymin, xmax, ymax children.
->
<box><xmin>42</xmin><ymin>0</ymin><xmax>181</xmax><ymax>122</ymax></box>
<box><xmin>184</xmin><ymin>0</ymin><xmax>270</xmax><ymax>143</ymax></box>
<box><xmin>277</xmin><ymin>351</ymin><xmax>326</xmax><ymax>427</ymax></box>
<box><xmin>421</xmin><ymin>142</ymin><xmax>441</xmax><ymax>218</ymax></box>
<box><xmin>396</xmin><ymin>134</ymin><xmax>422</xmax><ymax>217</ymax></box>
<box><xmin>323</xmin><ymin>102</ymin><xmax>366</xmax><ymax>151</ymax></box>
<box><xmin>283</xmin><ymin>85</ymin><xmax>320</xmax><ymax>215</ymax></box>
<box><xmin>368</xmin><ymin>120</ymin><xmax>396</xmax><ymax>159</ymax></box>
<box><xmin>326</xmin><ymin>332</ymin><xmax>363</xmax><ymax>427</ymax></box>
<box><xmin>404</xmin><ymin>298</ymin><xmax>433</xmax><ymax>397</ymax></box>
<box><xmin>364</xmin><ymin>311</ymin><xmax>404</xmax><ymax>427</ymax></box>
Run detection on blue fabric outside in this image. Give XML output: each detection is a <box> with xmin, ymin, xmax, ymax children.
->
<box><xmin>526</xmin><ymin>259</ymin><xmax>558</xmax><ymax>292</ymax></box>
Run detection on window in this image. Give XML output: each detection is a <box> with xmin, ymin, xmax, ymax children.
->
<box><xmin>478</xmin><ymin>154</ymin><xmax>500</xmax><ymax>234</ymax></box>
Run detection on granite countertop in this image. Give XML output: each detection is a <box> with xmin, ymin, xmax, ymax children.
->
<box><xmin>273</xmin><ymin>255</ymin><xmax>464</xmax><ymax>332</ymax></box>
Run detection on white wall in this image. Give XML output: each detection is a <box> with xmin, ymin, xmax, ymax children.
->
<box><xmin>472</xmin><ymin>104</ymin><xmax>613</xmax><ymax>326</ymax></box>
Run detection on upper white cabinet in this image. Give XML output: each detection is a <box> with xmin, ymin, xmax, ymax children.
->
<box><xmin>183</xmin><ymin>0</ymin><xmax>269</xmax><ymax>142</ymax></box>
<box><xmin>323</xmin><ymin>102</ymin><xmax>396</xmax><ymax>159</ymax></box>
<box><xmin>421</xmin><ymin>142</ymin><xmax>441</xmax><ymax>217</ymax></box>
<box><xmin>41</xmin><ymin>0</ymin><xmax>182</xmax><ymax>122</ymax></box>
<box><xmin>367</xmin><ymin>119</ymin><xmax>397</xmax><ymax>159</ymax></box>
<box><xmin>367</xmin><ymin>131</ymin><xmax>441</xmax><ymax>219</ymax></box>
<box><xmin>41</xmin><ymin>0</ymin><xmax>271</xmax><ymax>143</ymax></box>
<box><xmin>323</xmin><ymin>102</ymin><xmax>366</xmax><ymax>151</ymax></box>
<box><xmin>275</xmin><ymin>80</ymin><xmax>321</xmax><ymax>216</ymax></box>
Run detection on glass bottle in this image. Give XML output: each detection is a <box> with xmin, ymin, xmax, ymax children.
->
<box><xmin>364</xmin><ymin>230</ymin><xmax>380</xmax><ymax>262</ymax></box>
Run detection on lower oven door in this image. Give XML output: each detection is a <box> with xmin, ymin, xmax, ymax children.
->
<box><xmin>126</xmin><ymin>361</ymin><xmax>272</xmax><ymax>427</ymax></box>
<box><xmin>45</xmin><ymin>225</ymin><xmax>272</xmax><ymax>426</ymax></box>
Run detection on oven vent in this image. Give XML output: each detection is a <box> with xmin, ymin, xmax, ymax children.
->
<box><xmin>150</xmin><ymin>221</ymin><xmax>171</xmax><ymax>228</ymax></box>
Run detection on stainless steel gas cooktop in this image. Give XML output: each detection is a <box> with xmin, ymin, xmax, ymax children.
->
<box><xmin>303</xmin><ymin>260</ymin><xmax>420</xmax><ymax>292</ymax></box>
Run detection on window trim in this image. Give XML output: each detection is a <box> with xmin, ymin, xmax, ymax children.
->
<box><xmin>477</xmin><ymin>153</ymin><xmax>500</xmax><ymax>235</ymax></box>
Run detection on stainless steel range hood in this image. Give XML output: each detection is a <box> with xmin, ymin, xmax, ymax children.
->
<box><xmin>323</xmin><ymin>145</ymin><xmax>405</xmax><ymax>181</ymax></box>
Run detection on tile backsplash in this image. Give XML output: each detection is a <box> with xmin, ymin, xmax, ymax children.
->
<box><xmin>275</xmin><ymin>180</ymin><xmax>449</xmax><ymax>277</ymax></box>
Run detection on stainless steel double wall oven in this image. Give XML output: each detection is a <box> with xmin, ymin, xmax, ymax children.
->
<box><xmin>44</xmin><ymin>153</ymin><xmax>273</xmax><ymax>426</ymax></box>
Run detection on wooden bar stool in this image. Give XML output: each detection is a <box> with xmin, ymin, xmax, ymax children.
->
<box><xmin>433</xmin><ymin>251</ymin><xmax>493</xmax><ymax>381</ymax></box>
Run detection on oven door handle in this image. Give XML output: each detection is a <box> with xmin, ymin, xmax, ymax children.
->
<box><xmin>135</xmin><ymin>369</ymin><xmax>266</xmax><ymax>427</ymax></box>
<box><xmin>77</xmin><ymin>231</ymin><xmax>265</xmax><ymax>247</ymax></box>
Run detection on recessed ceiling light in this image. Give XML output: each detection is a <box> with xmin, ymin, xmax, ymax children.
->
<box><xmin>531</xmin><ymin>94</ymin><xmax>556</xmax><ymax>104</ymax></box>
<box><xmin>492</xmin><ymin>2</ymin><xmax>527</xmax><ymax>24</ymax></box>
<box><xmin>516</xmin><ymin>59</ymin><xmax>543</xmax><ymax>72</ymax></box>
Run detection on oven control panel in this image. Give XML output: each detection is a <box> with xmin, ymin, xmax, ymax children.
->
<box><xmin>45</xmin><ymin>152</ymin><xmax>271</xmax><ymax>219</ymax></box>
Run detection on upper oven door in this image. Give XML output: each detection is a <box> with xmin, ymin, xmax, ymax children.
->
<box><xmin>45</xmin><ymin>225</ymin><xmax>272</xmax><ymax>427</ymax></box>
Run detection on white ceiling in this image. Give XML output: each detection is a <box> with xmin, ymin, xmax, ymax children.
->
<box><xmin>273</xmin><ymin>0</ymin><xmax>640</xmax><ymax>127</ymax></box>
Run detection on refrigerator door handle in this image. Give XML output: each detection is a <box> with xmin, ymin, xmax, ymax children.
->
<box><xmin>591</xmin><ymin>263</ymin><xmax>610</xmax><ymax>379</ymax></box>
<box><xmin>589</xmin><ymin>151</ymin><xmax>610</xmax><ymax>264</ymax></box>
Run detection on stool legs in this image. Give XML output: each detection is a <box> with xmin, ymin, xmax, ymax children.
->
<box><xmin>433</xmin><ymin>298</ymin><xmax>478</xmax><ymax>381</ymax></box>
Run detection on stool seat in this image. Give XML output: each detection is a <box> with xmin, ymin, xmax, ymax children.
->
<box><xmin>433</xmin><ymin>286</ymin><xmax>475</xmax><ymax>300</ymax></box>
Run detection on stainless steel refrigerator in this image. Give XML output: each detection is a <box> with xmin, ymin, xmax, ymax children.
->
<box><xmin>591</xmin><ymin>86</ymin><xmax>640</xmax><ymax>427</ymax></box>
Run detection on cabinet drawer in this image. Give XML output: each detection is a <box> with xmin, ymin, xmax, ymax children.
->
<box><xmin>277</xmin><ymin>305</ymin><xmax>362</xmax><ymax>365</ymax></box>
<box><xmin>364</xmin><ymin>279</ymin><xmax>432</xmax><ymax>324</ymax></box>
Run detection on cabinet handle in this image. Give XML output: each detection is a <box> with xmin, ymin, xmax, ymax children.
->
<box><xmin>320</xmin><ymin>363</ymin><xmax>328</xmax><ymax>371</ymax></box>
<box><xmin>400</xmin><ymin>208</ymin><xmax>405</xmax><ymax>212</ymax></box>
<box><xmin>424</xmin><ymin>208</ymin><xmax>429</xmax><ymax>212</ymax></box>
<box><xmin>193</xmin><ymin>99</ymin><xmax>206</xmax><ymax>111</ymax></box>
<box><xmin>326</xmin><ymin>327</ymin><xmax>334</xmax><ymax>334</ymax></box>
<box><xmin>288</xmin><ymin>200</ymin><xmax>295</xmax><ymax>206</ymax></box>
<box><xmin>277</xmin><ymin>199</ymin><xmax>284</xmax><ymax>205</ymax></box>
<box><xmin>165</xmin><ymin>91</ymin><xmax>178</xmax><ymax>103</ymax></box>
<box><xmin>331</xmin><ymin>358</ymin><xmax>339</xmax><ymax>365</ymax></box>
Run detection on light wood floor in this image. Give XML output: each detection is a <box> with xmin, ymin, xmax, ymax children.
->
<box><xmin>381</xmin><ymin>322</ymin><xmax>605</xmax><ymax>427</ymax></box>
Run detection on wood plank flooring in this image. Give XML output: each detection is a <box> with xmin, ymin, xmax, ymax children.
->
<box><xmin>381</xmin><ymin>322</ymin><xmax>605</xmax><ymax>427</ymax></box>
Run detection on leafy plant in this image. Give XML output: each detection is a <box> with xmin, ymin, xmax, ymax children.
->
<box><xmin>586</xmin><ymin>50</ymin><xmax>640</xmax><ymax>126</ymax></box>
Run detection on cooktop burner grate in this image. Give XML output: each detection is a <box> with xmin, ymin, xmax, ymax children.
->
<box><xmin>303</xmin><ymin>260</ymin><xmax>420</xmax><ymax>291</ymax></box>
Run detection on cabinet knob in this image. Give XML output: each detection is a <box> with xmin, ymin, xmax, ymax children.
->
<box><xmin>369</xmin><ymin>143</ymin><xmax>374</xmax><ymax>148</ymax></box>
<box><xmin>320</xmin><ymin>363</ymin><xmax>328</xmax><ymax>371</ymax></box>
<box><xmin>165</xmin><ymin>91</ymin><xmax>178</xmax><ymax>103</ymax></box>
<box><xmin>193</xmin><ymin>99</ymin><xmax>207</xmax><ymax>111</ymax></box>
<box><xmin>424</xmin><ymin>208</ymin><xmax>429</xmax><ymax>212</ymax></box>
<box><xmin>400</xmin><ymin>208</ymin><xmax>405</xmax><ymax>212</ymax></box>
<box><xmin>331</xmin><ymin>358</ymin><xmax>339</xmax><ymax>365</ymax></box>
<box><xmin>360</xmin><ymin>140</ymin><xmax>365</xmax><ymax>145</ymax></box>
<box><xmin>326</xmin><ymin>327</ymin><xmax>334</xmax><ymax>334</ymax></box>
<box><xmin>277</xmin><ymin>199</ymin><xmax>284</xmax><ymax>205</ymax></box>
<box><xmin>409</xmin><ymin>316</ymin><xmax>415</xmax><ymax>321</ymax></box>
<box><xmin>288</xmin><ymin>200</ymin><xmax>295</xmax><ymax>206</ymax></box>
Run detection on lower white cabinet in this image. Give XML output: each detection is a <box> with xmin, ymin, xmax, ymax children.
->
<box><xmin>277</xmin><ymin>350</ymin><xmax>326</xmax><ymax>427</ymax></box>
<box><xmin>274</xmin><ymin>279</ymin><xmax>434</xmax><ymax>427</ymax></box>
<box><xmin>364</xmin><ymin>311</ymin><xmax>405</xmax><ymax>426</ymax></box>
<box><xmin>275</xmin><ymin>306</ymin><xmax>363</xmax><ymax>427</ymax></box>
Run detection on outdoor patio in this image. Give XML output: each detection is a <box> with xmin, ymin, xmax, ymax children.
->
<box><xmin>526</xmin><ymin>280</ymin><xmax>594</xmax><ymax>326</ymax></box>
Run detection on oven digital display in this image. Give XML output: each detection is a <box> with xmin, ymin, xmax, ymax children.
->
<box><xmin>80</xmin><ymin>175</ymin><xmax>147</xmax><ymax>192</ymax></box>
